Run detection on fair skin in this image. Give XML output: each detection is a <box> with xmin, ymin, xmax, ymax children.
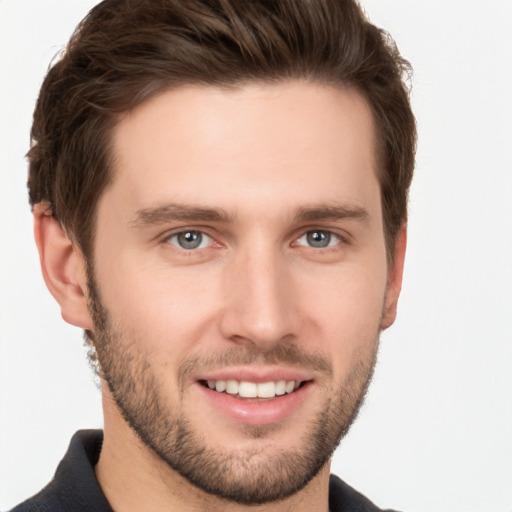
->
<box><xmin>35</xmin><ymin>82</ymin><xmax>406</xmax><ymax>512</ymax></box>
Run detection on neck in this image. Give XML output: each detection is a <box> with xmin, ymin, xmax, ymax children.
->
<box><xmin>95</xmin><ymin>385</ymin><xmax>331</xmax><ymax>512</ymax></box>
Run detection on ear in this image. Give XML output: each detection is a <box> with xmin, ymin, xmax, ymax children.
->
<box><xmin>381</xmin><ymin>225</ymin><xmax>407</xmax><ymax>330</ymax></box>
<box><xmin>33</xmin><ymin>206</ymin><xmax>93</xmax><ymax>330</ymax></box>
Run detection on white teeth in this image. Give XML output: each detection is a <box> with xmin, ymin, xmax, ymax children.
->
<box><xmin>226</xmin><ymin>380</ymin><xmax>239</xmax><ymax>395</ymax></box>
<box><xmin>206</xmin><ymin>379</ymin><xmax>300</xmax><ymax>398</ymax></box>
<box><xmin>239</xmin><ymin>381</ymin><xmax>258</xmax><ymax>398</ymax></box>
<box><xmin>285</xmin><ymin>380</ymin><xmax>295</xmax><ymax>393</ymax></box>
<box><xmin>275</xmin><ymin>380</ymin><xmax>286</xmax><ymax>395</ymax></box>
<box><xmin>257</xmin><ymin>381</ymin><xmax>275</xmax><ymax>398</ymax></box>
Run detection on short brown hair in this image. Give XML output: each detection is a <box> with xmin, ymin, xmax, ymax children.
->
<box><xmin>28</xmin><ymin>0</ymin><xmax>416</xmax><ymax>259</ymax></box>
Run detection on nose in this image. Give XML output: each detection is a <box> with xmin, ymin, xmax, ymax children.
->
<box><xmin>219</xmin><ymin>244</ymin><xmax>301</xmax><ymax>350</ymax></box>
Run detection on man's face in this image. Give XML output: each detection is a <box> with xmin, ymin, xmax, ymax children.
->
<box><xmin>87</xmin><ymin>82</ymin><xmax>399</xmax><ymax>503</ymax></box>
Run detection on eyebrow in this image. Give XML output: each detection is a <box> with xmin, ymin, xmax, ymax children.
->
<box><xmin>294</xmin><ymin>204</ymin><xmax>370</xmax><ymax>223</ymax></box>
<box><xmin>130</xmin><ymin>202</ymin><xmax>370</xmax><ymax>228</ymax></box>
<box><xmin>130</xmin><ymin>204</ymin><xmax>235</xmax><ymax>227</ymax></box>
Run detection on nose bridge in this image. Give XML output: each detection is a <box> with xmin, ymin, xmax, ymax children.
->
<box><xmin>220</xmin><ymin>237</ymin><xmax>298</xmax><ymax>348</ymax></box>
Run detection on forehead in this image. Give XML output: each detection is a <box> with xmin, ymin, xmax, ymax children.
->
<box><xmin>106</xmin><ymin>81</ymin><xmax>379</xmax><ymax>219</ymax></box>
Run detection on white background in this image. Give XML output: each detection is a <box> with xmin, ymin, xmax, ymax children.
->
<box><xmin>0</xmin><ymin>1</ymin><xmax>511</xmax><ymax>511</ymax></box>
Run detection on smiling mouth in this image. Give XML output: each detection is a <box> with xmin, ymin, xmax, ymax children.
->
<box><xmin>200</xmin><ymin>379</ymin><xmax>307</xmax><ymax>399</ymax></box>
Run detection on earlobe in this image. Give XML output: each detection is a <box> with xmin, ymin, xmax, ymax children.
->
<box><xmin>381</xmin><ymin>225</ymin><xmax>407</xmax><ymax>330</ymax></box>
<box><xmin>33</xmin><ymin>206</ymin><xmax>93</xmax><ymax>330</ymax></box>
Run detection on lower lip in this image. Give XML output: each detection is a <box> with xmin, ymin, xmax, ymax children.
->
<box><xmin>195</xmin><ymin>382</ymin><xmax>312</xmax><ymax>426</ymax></box>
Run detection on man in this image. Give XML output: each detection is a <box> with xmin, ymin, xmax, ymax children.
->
<box><xmin>11</xmin><ymin>0</ymin><xmax>416</xmax><ymax>510</ymax></box>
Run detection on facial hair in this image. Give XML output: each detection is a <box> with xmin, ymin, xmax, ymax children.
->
<box><xmin>85</xmin><ymin>268</ymin><xmax>379</xmax><ymax>505</ymax></box>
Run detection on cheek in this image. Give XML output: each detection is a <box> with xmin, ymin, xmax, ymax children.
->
<box><xmin>296</xmin><ymin>263</ymin><xmax>387</xmax><ymax>377</ymax></box>
<box><xmin>96</xmin><ymin>256</ymin><xmax>221</xmax><ymax>357</ymax></box>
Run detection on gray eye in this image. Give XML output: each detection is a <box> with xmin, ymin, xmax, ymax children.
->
<box><xmin>175</xmin><ymin>231</ymin><xmax>204</xmax><ymax>250</ymax></box>
<box><xmin>306</xmin><ymin>230</ymin><xmax>331</xmax><ymax>248</ymax></box>
<box><xmin>296</xmin><ymin>230</ymin><xmax>341</xmax><ymax>249</ymax></box>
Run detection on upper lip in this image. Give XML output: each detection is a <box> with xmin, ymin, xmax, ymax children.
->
<box><xmin>195</xmin><ymin>366</ymin><xmax>315</xmax><ymax>384</ymax></box>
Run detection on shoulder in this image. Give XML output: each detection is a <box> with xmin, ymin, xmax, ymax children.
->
<box><xmin>9</xmin><ymin>430</ymin><xmax>112</xmax><ymax>512</ymax></box>
<box><xmin>329</xmin><ymin>474</ymin><xmax>402</xmax><ymax>512</ymax></box>
<box><xmin>10</xmin><ymin>483</ymin><xmax>64</xmax><ymax>512</ymax></box>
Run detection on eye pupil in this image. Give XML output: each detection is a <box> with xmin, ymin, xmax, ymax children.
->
<box><xmin>177</xmin><ymin>231</ymin><xmax>202</xmax><ymax>249</ymax></box>
<box><xmin>307</xmin><ymin>231</ymin><xmax>330</xmax><ymax>248</ymax></box>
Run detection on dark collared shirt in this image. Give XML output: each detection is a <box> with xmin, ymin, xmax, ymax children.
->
<box><xmin>11</xmin><ymin>430</ymin><xmax>397</xmax><ymax>512</ymax></box>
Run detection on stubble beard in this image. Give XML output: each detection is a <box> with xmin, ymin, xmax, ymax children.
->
<box><xmin>85</xmin><ymin>269</ymin><xmax>379</xmax><ymax>505</ymax></box>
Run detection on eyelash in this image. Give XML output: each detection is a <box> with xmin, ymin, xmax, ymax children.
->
<box><xmin>162</xmin><ymin>228</ymin><xmax>347</xmax><ymax>253</ymax></box>
<box><xmin>164</xmin><ymin>230</ymin><xmax>216</xmax><ymax>252</ymax></box>
<box><xmin>293</xmin><ymin>230</ymin><xmax>344</xmax><ymax>250</ymax></box>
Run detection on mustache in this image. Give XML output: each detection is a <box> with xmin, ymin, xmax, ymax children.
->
<box><xmin>178</xmin><ymin>342</ymin><xmax>333</xmax><ymax>384</ymax></box>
